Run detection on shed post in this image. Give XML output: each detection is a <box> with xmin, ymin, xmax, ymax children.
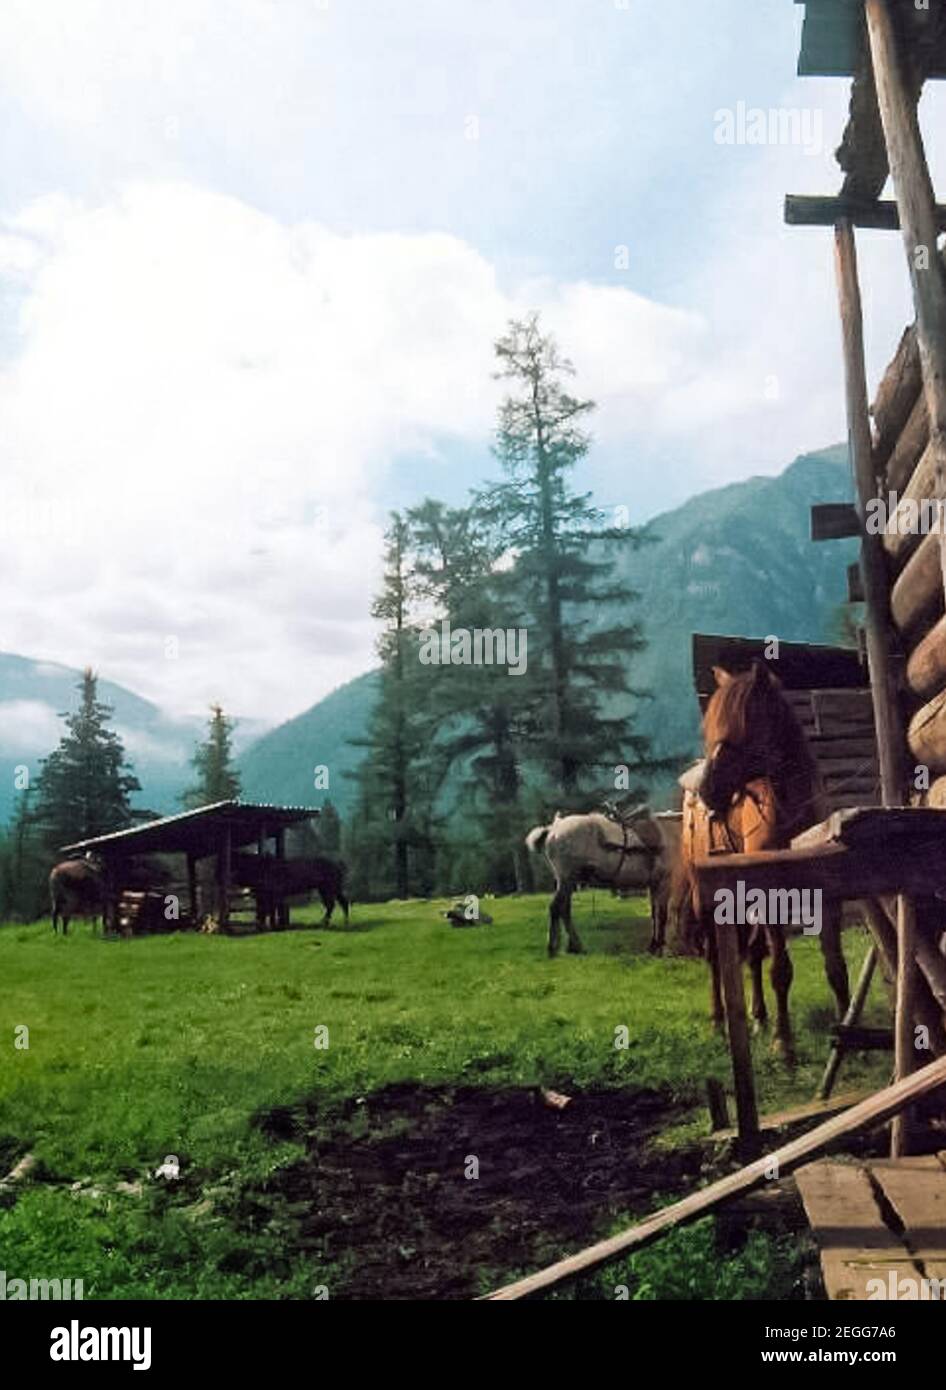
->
<box><xmin>275</xmin><ymin>826</ymin><xmax>289</xmax><ymax>927</ymax></box>
<box><xmin>187</xmin><ymin>853</ymin><xmax>198</xmax><ymax>926</ymax></box>
<box><xmin>216</xmin><ymin>824</ymin><xmax>232</xmax><ymax>927</ymax></box>
<box><xmin>710</xmin><ymin>908</ymin><xmax>759</xmax><ymax>1157</ymax></box>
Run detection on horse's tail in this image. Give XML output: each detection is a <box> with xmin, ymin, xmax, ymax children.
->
<box><xmin>525</xmin><ymin>825</ymin><xmax>550</xmax><ymax>856</ymax></box>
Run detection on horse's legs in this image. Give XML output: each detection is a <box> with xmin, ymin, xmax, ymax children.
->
<box><xmin>747</xmin><ymin>929</ymin><xmax>768</xmax><ymax>1034</ymax></box>
<box><xmin>819</xmin><ymin>901</ymin><xmax>850</xmax><ymax>1017</ymax></box>
<box><xmin>563</xmin><ymin>888</ymin><xmax>584</xmax><ymax>954</ymax></box>
<box><xmin>338</xmin><ymin>890</ymin><xmax>351</xmax><ymax>926</ymax></box>
<box><xmin>705</xmin><ymin>924</ymin><xmax>725</xmax><ymax>1032</ymax></box>
<box><xmin>765</xmin><ymin>924</ymin><xmax>795</xmax><ymax>1064</ymax></box>
<box><xmin>548</xmin><ymin>887</ymin><xmax>562</xmax><ymax>957</ymax></box>
<box><xmin>648</xmin><ymin>882</ymin><xmax>666</xmax><ymax>955</ymax></box>
<box><xmin>321</xmin><ymin>890</ymin><xmax>335</xmax><ymax>926</ymax></box>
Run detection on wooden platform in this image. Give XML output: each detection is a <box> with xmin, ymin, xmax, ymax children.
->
<box><xmin>797</xmin><ymin>1156</ymin><xmax>946</xmax><ymax>1299</ymax></box>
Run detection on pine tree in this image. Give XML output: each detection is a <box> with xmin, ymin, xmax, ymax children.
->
<box><xmin>184</xmin><ymin>704</ymin><xmax>242</xmax><ymax>808</ymax></box>
<box><xmin>351</xmin><ymin>512</ymin><xmax>435</xmax><ymax>898</ymax></box>
<box><xmin>317</xmin><ymin>799</ymin><xmax>342</xmax><ymax>853</ymax></box>
<box><xmin>33</xmin><ymin>669</ymin><xmax>141</xmax><ymax>849</ymax></box>
<box><xmin>480</xmin><ymin>312</ymin><xmax>654</xmax><ymax>803</ymax></box>
<box><xmin>408</xmin><ymin>497</ymin><xmax>528</xmax><ymax>890</ymax></box>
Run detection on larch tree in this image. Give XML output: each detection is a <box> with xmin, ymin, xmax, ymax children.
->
<box><xmin>480</xmin><ymin>312</ymin><xmax>654</xmax><ymax>803</ymax></box>
<box><xmin>184</xmin><ymin>704</ymin><xmax>242</xmax><ymax>808</ymax></box>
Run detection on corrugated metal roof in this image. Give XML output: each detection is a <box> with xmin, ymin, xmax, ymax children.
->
<box><xmin>61</xmin><ymin>799</ymin><xmax>320</xmax><ymax>857</ymax></box>
<box><xmin>796</xmin><ymin>0</ymin><xmax>946</xmax><ymax>80</ymax></box>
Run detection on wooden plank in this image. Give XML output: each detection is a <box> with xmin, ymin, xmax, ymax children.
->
<box><xmin>812</xmin><ymin>501</ymin><xmax>861</xmax><ymax>540</ymax></box>
<box><xmin>713</xmin><ymin>913</ymin><xmax>759</xmax><ymax>1155</ymax></box>
<box><xmin>820</xmin><ymin>949</ymin><xmax>878</xmax><ymax>1100</ymax></box>
<box><xmin>787</xmin><ymin>193</ymin><xmax>946</xmax><ymax>232</ymax></box>
<box><xmin>796</xmin><ymin>1162</ymin><xmax>916</xmax><ymax>1301</ymax></box>
<box><xmin>484</xmin><ymin>1054</ymin><xmax>946</xmax><ymax>1300</ymax></box>
<box><xmin>891</xmin><ymin>527</ymin><xmax>944</xmax><ymax>636</ymax></box>
<box><xmin>793</xmin><ymin>806</ymin><xmax>946</xmax><ymax>850</ymax></box>
<box><xmin>693</xmin><ymin>839</ymin><xmax>946</xmax><ymax>906</ymax></box>
<box><xmin>712</xmin><ymin>1089</ymin><xmax>875</xmax><ymax>1143</ymax></box>
<box><xmin>872</xmin><ymin>1165</ymin><xmax>946</xmax><ymax>1279</ymax></box>
<box><xmin>893</xmin><ymin>894</ymin><xmax>919</xmax><ymax>1156</ymax></box>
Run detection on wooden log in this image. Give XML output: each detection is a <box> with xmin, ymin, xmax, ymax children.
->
<box><xmin>872</xmin><ymin>324</ymin><xmax>921</xmax><ymax>466</ymax></box>
<box><xmin>906</xmin><ymin>612</ymin><xmax>946</xmax><ymax>700</ymax></box>
<box><xmin>786</xmin><ymin>194</ymin><xmax>946</xmax><ymax>233</ymax></box>
<box><xmin>829</xmin><ymin>1024</ymin><xmax>892</xmax><ymax>1051</ymax></box>
<box><xmin>811</xmin><ymin>502</ymin><xmax>860</xmax><ymax>541</ymax></box>
<box><xmin>483</xmin><ymin>1053</ymin><xmax>946</xmax><ymax>1300</ymax></box>
<box><xmin>705</xmin><ymin>1078</ymin><xmax>729</xmax><ymax>1132</ymax></box>
<box><xmin>883</xmin><ymin>388</ymin><xmax>929</xmax><ymax>492</ymax></box>
<box><xmin>907</xmin><ymin>688</ymin><xmax>946</xmax><ymax>774</ymax></box>
<box><xmin>891</xmin><ymin>526</ymin><xmax>944</xmax><ymax>636</ymax></box>
<box><xmin>928</xmin><ymin>774</ymin><xmax>946</xmax><ymax>809</ymax></box>
<box><xmin>883</xmin><ymin>441</ymin><xmax>943</xmax><ymax>567</ymax></box>
<box><xmin>893</xmin><ymin>894</ymin><xmax>919</xmax><ymax>1155</ymax></box>
<box><xmin>866</xmin><ymin>0</ymin><xmax>946</xmax><ymax>611</ymax></box>
<box><xmin>835</xmin><ymin>218</ymin><xmax>908</xmax><ymax>804</ymax></box>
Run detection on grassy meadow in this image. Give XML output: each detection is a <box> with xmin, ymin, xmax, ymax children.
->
<box><xmin>0</xmin><ymin>895</ymin><xmax>890</xmax><ymax>1299</ymax></box>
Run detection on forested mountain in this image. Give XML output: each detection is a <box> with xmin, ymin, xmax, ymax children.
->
<box><xmin>237</xmin><ymin>444</ymin><xmax>858</xmax><ymax>814</ymax></box>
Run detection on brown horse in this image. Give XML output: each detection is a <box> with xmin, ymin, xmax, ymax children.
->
<box><xmin>677</xmin><ymin>661</ymin><xmax>850</xmax><ymax>1064</ymax></box>
<box><xmin>49</xmin><ymin>855</ymin><xmax>107</xmax><ymax>934</ymax></box>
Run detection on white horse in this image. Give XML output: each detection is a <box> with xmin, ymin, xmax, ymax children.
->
<box><xmin>525</xmin><ymin>809</ymin><xmax>681</xmax><ymax>956</ymax></box>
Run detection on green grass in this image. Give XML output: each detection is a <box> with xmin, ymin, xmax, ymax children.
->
<box><xmin>0</xmin><ymin>896</ymin><xmax>889</xmax><ymax>1298</ymax></box>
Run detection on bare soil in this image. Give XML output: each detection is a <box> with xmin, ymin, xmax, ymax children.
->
<box><xmin>251</xmin><ymin>1083</ymin><xmax>700</xmax><ymax>1299</ymax></box>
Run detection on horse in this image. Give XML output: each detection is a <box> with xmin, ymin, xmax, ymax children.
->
<box><xmin>525</xmin><ymin>807</ymin><xmax>679</xmax><ymax>956</ymax></box>
<box><xmin>49</xmin><ymin>855</ymin><xmax>107</xmax><ymax>935</ymax></box>
<box><xmin>231</xmin><ymin>853</ymin><xmax>351</xmax><ymax>928</ymax></box>
<box><xmin>677</xmin><ymin>661</ymin><xmax>850</xmax><ymax>1063</ymax></box>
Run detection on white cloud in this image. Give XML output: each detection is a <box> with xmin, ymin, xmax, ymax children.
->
<box><xmin>0</xmin><ymin>181</ymin><xmax>710</xmax><ymax>721</ymax></box>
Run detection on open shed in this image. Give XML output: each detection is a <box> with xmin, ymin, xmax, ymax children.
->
<box><xmin>62</xmin><ymin>799</ymin><xmax>320</xmax><ymax>930</ymax></box>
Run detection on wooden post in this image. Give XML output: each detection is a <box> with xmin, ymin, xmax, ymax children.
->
<box><xmin>275</xmin><ymin>827</ymin><xmax>288</xmax><ymax>928</ymax></box>
<box><xmin>865</xmin><ymin>0</ymin><xmax>946</xmax><ymax>605</ymax></box>
<box><xmin>712</xmin><ymin>914</ymin><xmax>759</xmax><ymax>1157</ymax></box>
<box><xmin>186</xmin><ymin>853</ymin><xmax>198</xmax><ymax>926</ymax></box>
<box><xmin>835</xmin><ymin>222</ymin><xmax>918</xmax><ymax>1150</ymax></box>
<box><xmin>216</xmin><ymin>826</ymin><xmax>232</xmax><ymax>927</ymax></box>
<box><xmin>834</xmin><ymin>218</ymin><xmax>907</xmax><ymax>805</ymax></box>
<box><xmin>818</xmin><ymin>944</ymin><xmax>877</xmax><ymax>1101</ymax></box>
<box><xmin>892</xmin><ymin>895</ymin><xmax>918</xmax><ymax>1156</ymax></box>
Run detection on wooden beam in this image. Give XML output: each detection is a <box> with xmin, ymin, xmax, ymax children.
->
<box><xmin>834</xmin><ymin>218</ymin><xmax>908</xmax><ymax>805</ymax></box>
<box><xmin>892</xmin><ymin>894</ymin><xmax>919</xmax><ymax>1155</ymax></box>
<box><xmin>693</xmin><ymin>838</ymin><xmax>946</xmax><ymax>905</ymax></box>
<box><xmin>811</xmin><ymin>501</ymin><xmax>861</xmax><ymax>540</ymax></box>
<box><xmin>819</xmin><ymin>946</ymin><xmax>878</xmax><ymax>1100</ymax></box>
<box><xmin>872</xmin><ymin>325</ymin><xmax>922</xmax><ymax>467</ymax></box>
<box><xmin>908</xmin><ymin>688</ymin><xmax>946</xmax><ymax>773</ymax></box>
<box><xmin>786</xmin><ymin>193</ymin><xmax>946</xmax><ymax>231</ymax></box>
<box><xmin>866</xmin><ymin>0</ymin><xmax>946</xmax><ymax>610</ymax></box>
<box><xmin>483</xmin><ymin>1053</ymin><xmax>946</xmax><ymax>1300</ymax></box>
<box><xmin>883</xmin><ymin>388</ymin><xmax>929</xmax><ymax>491</ymax></box>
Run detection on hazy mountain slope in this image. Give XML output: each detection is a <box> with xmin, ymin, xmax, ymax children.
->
<box><xmin>0</xmin><ymin>654</ymin><xmax>263</xmax><ymax>825</ymax></box>
<box><xmin>236</xmin><ymin>445</ymin><xmax>858</xmax><ymax>815</ymax></box>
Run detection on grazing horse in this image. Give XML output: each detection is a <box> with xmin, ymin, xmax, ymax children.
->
<box><xmin>525</xmin><ymin>808</ymin><xmax>679</xmax><ymax>956</ymax></box>
<box><xmin>231</xmin><ymin>853</ymin><xmax>351</xmax><ymax>928</ymax></box>
<box><xmin>677</xmin><ymin>661</ymin><xmax>850</xmax><ymax>1063</ymax></box>
<box><xmin>49</xmin><ymin>855</ymin><xmax>107</xmax><ymax>935</ymax></box>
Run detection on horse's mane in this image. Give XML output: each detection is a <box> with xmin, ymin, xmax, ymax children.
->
<box><xmin>703</xmin><ymin>664</ymin><xmax>824</xmax><ymax>835</ymax></box>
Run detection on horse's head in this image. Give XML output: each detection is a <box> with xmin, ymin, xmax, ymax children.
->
<box><xmin>699</xmin><ymin>661</ymin><xmax>815</xmax><ymax>824</ymax></box>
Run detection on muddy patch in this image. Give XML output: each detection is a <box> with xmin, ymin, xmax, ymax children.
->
<box><xmin>250</xmin><ymin>1084</ymin><xmax>700</xmax><ymax>1299</ymax></box>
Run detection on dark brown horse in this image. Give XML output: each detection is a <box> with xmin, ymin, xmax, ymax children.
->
<box><xmin>232</xmin><ymin>853</ymin><xmax>351</xmax><ymax>928</ymax></box>
<box><xmin>677</xmin><ymin>661</ymin><xmax>850</xmax><ymax>1064</ymax></box>
<box><xmin>49</xmin><ymin>855</ymin><xmax>107</xmax><ymax>934</ymax></box>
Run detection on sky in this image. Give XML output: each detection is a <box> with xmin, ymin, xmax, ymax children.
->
<box><xmin>0</xmin><ymin>0</ymin><xmax>942</xmax><ymax>726</ymax></box>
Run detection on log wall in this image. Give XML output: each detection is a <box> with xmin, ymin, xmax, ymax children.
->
<box><xmin>874</xmin><ymin>321</ymin><xmax>946</xmax><ymax>780</ymax></box>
